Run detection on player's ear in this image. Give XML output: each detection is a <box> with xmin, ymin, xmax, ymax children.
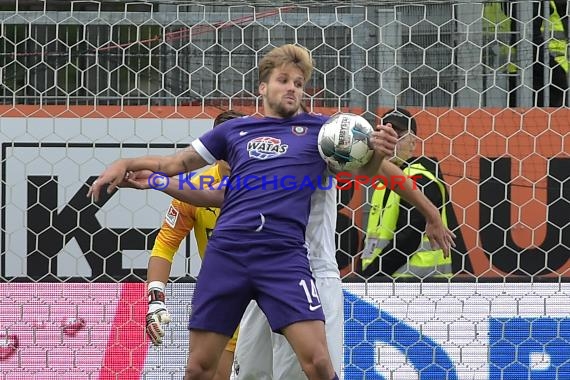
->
<box><xmin>410</xmin><ymin>133</ymin><xmax>418</xmax><ymax>148</ymax></box>
<box><xmin>258</xmin><ymin>82</ymin><xmax>267</xmax><ymax>96</ymax></box>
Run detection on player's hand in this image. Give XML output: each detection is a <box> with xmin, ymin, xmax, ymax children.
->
<box><xmin>361</xmin><ymin>236</ymin><xmax>382</xmax><ymax>260</ymax></box>
<box><xmin>146</xmin><ymin>289</ymin><xmax>171</xmax><ymax>346</ymax></box>
<box><xmin>118</xmin><ymin>170</ymin><xmax>154</xmax><ymax>190</ymax></box>
<box><xmin>87</xmin><ymin>160</ymin><xmax>130</xmax><ymax>202</ymax></box>
<box><xmin>425</xmin><ymin>217</ymin><xmax>456</xmax><ymax>258</ymax></box>
<box><xmin>370</xmin><ymin>123</ymin><xmax>398</xmax><ymax>159</ymax></box>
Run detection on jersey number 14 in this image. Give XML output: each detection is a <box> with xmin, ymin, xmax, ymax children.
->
<box><xmin>299</xmin><ymin>279</ymin><xmax>322</xmax><ymax>311</ymax></box>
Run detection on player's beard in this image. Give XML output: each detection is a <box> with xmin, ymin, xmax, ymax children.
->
<box><xmin>266</xmin><ymin>92</ymin><xmax>299</xmax><ymax>118</ymax></box>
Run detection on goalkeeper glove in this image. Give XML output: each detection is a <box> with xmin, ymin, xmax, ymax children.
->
<box><xmin>146</xmin><ymin>281</ymin><xmax>171</xmax><ymax>346</ymax></box>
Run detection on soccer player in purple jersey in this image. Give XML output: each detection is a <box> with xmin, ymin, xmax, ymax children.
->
<box><xmin>88</xmin><ymin>44</ymin><xmax>398</xmax><ymax>380</ymax></box>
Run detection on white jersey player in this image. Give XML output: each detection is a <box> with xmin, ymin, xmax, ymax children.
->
<box><xmin>235</xmin><ymin>176</ymin><xmax>344</xmax><ymax>379</ymax></box>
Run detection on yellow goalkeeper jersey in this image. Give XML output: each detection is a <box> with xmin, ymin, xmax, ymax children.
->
<box><xmin>151</xmin><ymin>165</ymin><xmax>222</xmax><ymax>262</ymax></box>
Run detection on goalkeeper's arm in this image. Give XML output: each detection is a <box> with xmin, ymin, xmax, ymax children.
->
<box><xmin>146</xmin><ymin>249</ymin><xmax>175</xmax><ymax>346</ymax></box>
<box><xmin>146</xmin><ymin>276</ymin><xmax>172</xmax><ymax>346</ymax></box>
<box><xmin>145</xmin><ymin>253</ymin><xmax>175</xmax><ymax>346</ymax></box>
<box><xmin>145</xmin><ymin>202</ymin><xmax>195</xmax><ymax>346</ymax></box>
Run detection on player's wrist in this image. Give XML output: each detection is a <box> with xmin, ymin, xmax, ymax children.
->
<box><xmin>147</xmin><ymin>281</ymin><xmax>166</xmax><ymax>304</ymax></box>
<box><xmin>148</xmin><ymin>280</ymin><xmax>165</xmax><ymax>291</ymax></box>
<box><xmin>147</xmin><ymin>302</ymin><xmax>166</xmax><ymax>314</ymax></box>
<box><xmin>424</xmin><ymin>206</ymin><xmax>440</xmax><ymax>224</ymax></box>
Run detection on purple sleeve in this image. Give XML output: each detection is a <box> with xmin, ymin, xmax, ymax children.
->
<box><xmin>190</xmin><ymin>122</ymin><xmax>229</xmax><ymax>164</ymax></box>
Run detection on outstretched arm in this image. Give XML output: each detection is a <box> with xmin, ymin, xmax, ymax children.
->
<box><xmin>378</xmin><ymin>160</ymin><xmax>456</xmax><ymax>257</ymax></box>
<box><xmin>145</xmin><ymin>199</ymin><xmax>196</xmax><ymax>346</ymax></box>
<box><xmin>162</xmin><ymin>181</ymin><xmax>225</xmax><ymax>207</ymax></box>
<box><xmin>119</xmin><ymin>171</ymin><xmax>225</xmax><ymax>208</ymax></box>
<box><xmin>87</xmin><ymin>146</ymin><xmax>208</xmax><ymax>202</ymax></box>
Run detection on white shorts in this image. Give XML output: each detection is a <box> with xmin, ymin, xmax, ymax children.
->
<box><xmin>235</xmin><ymin>276</ymin><xmax>344</xmax><ymax>379</ymax></box>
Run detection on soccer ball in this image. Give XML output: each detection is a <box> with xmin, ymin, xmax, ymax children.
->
<box><xmin>317</xmin><ymin>113</ymin><xmax>375</xmax><ymax>172</ymax></box>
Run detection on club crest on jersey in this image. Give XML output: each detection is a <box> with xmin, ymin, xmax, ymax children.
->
<box><xmin>247</xmin><ymin>136</ymin><xmax>288</xmax><ymax>160</ymax></box>
<box><xmin>164</xmin><ymin>204</ymin><xmax>179</xmax><ymax>228</ymax></box>
<box><xmin>291</xmin><ymin>125</ymin><xmax>308</xmax><ymax>136</ymax></box>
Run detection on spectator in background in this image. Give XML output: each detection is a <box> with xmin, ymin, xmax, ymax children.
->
<box><xmin>541</xmin><ymin>0</ymin><xmax>568</xmax><ymax>106</ymax></box>
<box><xmin>361</xmin><ymin>108</ymin><xmax>453</xmax><ymax>278</ymax></box>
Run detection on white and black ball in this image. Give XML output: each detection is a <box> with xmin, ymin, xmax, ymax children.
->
<box><xmin>318</xmin><ymin>113</ymin><xmax>374</xmax><ymax>172</ymax></box>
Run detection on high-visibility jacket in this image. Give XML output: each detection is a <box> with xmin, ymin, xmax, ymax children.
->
<box><xmin>541</xmin><ymin>1</ymin><xmax>569</xmax><ymax>73</ymax></box>
<box><xmin>363</xmin><ymin>163</ymin><xmax>452</xmax><ymax>278</ymax></box>
<box><xmin>483</xmin><ymin>2</ymin><xmax>518</xmax><ymax>74</ymax></box>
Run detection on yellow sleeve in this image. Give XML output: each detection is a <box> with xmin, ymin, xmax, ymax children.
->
<box><xmin>194</xmin><ymin>165</ymin><xmax>223</xmax><ymax>186</ymax></box>
<box><xmin>151</xmin><ymin>198</ymin><xmax>196</xmax><ymax>263</ymax></box>
<box><xmin>193</xmin><ymin>206</ymin><xmax>220</xmax><ymax>258</ymax></box>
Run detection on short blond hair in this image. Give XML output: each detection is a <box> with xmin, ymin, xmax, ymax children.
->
<box><xmin>258</xmin><ymin>44</ymin><xmax>313</xmax><ymax>84</ymax></box>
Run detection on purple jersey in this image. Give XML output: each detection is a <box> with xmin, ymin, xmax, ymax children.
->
<box><xmin>191</xmin><ymin>113</ymin><xmax>329</xmax><ymax>243</ymax></box>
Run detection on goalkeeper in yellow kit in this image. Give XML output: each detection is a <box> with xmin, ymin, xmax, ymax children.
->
<box><xmin>141</xmin><ymin>110</ymin><xmax>244</xmax><ymax>380</ymax></box>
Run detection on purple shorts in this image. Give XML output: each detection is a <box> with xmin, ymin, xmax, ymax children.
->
<box><xmin>188</xmin><ymin>233</ymin><xmax>325</xmax><ymax>336</ymax></box>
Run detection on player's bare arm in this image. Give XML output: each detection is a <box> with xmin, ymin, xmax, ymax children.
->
<box><xmin>117</xmin><ymin>170</ymin><xmax>225</xmax><ymax>208</ymax></box>
<box><xmin>379</xmin><ymin>159</ymin><xmax>456</xmax><ymax>257</ymax></box>
<box><xmin>87</xmin><ymin>146</ymin><xmax>208</xmax><ymax>202</ymax></box>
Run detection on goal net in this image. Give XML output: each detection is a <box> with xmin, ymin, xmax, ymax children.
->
<box><xmin>0</xmin><ymin>1</ymin><xmax>568</xmax><ymax>379</ymax></box>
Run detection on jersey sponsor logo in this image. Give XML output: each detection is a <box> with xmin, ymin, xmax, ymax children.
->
<box><xmin>164</xmin><ymin>204</ymin><xmax>179</xmax><ymax>228</ymax></box>
<box><xmin>291</xmin><ymin>125</ymin><xmax>308</xmax><ymax>136</ymax></box>
<box><xmin>247</xmin><ymin>136</ymin><xmax>289</xmax><ymax>160</ymax></box>
<box><xmin>239</xmin><ymin>131</ymin><xmax>248</xmax><ymax>136</ymax></box>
